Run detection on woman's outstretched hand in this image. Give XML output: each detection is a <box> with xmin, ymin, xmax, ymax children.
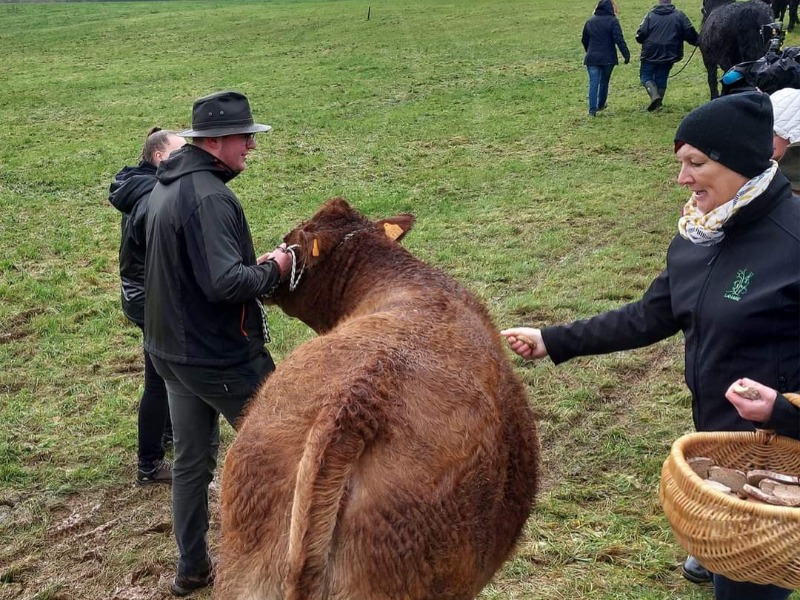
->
<box><xmin>500</xmin><ymin>327</ymin><xmax>548</xmax><ymax>360</ymax></box>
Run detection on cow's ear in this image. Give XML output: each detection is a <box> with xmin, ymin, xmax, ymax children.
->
<box><xmin>375</xmin><ymin>214</ymin><xmax>415</xmax><ymax>242</ymax></box>
<box><xmin>297</xmin><ymin>229</ymin><xmax>335</xmax><ymax>266</ymax></box>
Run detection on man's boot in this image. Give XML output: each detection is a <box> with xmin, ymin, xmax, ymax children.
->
<box><xmin>644</xmin><ymin>80</ymin><xmax>662</xmax><ymax>112</ymax></box>
<box><xmin>658</xmin><ymin>88</ymin><xmax>666</xmax><ymax>107</ymax></box>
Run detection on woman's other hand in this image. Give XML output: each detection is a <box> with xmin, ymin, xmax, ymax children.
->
<box><xmin>725</xmin><ymin>377</ymin><xmax>778</xmax><ymax>423</ymax></box>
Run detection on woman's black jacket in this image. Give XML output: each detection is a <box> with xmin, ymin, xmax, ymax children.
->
<box><xmin>582</xmin><ymin>0</ymin><xmax>631</xmax><ymax>66</ymax></box>
<box><xmin>542</xmin><ymin>174</ymin><xmax>800</xmax><ymax>437</ymax></box>
<box><xmin>108</xmin><ymin>162</ymin><xmax>158</xmax><ymax>326</ymax></box>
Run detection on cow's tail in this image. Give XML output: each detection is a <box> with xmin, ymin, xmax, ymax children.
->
<box><xmin>284</xmin><ymin>378</ymin><xmax>383</xmax><ymax>600</ymax></box>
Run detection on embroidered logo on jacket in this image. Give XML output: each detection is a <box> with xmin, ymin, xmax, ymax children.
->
<box><xmin>724</xmin><ymin>269</ymin><xmax>754</xmax><ymax>301</ymax></box>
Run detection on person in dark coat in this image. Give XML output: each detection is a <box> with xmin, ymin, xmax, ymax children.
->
<box><xmin>581</xmin><ymin>0</ymin><xmax>631</xmax><ymax>116</ymax></box>
<box><xmin>502</xmin><ymin>91</ymin><xmax>799</xmax><ymax>600</ymax></box>
<box><xmin>635</xmin><ymin>0</ymin><xmax>699</xmax><ymax>110</ymax></box>
<box><xmin>144</xmin><ymin>91</ymin><xmax>293</xmax><ymax>597</ymax></box>
<box><xmin>109</xmin><ymin>127</ymin><xmax>185</xmax><ymax>485</ymax></box>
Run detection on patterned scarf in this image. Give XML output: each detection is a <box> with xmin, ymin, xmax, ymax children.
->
<box><xmin>678</xmin><ymin>162</ymin><xmax>778</xmax><ymax>246</ymax></box>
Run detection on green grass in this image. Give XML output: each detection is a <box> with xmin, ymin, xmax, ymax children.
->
<box><xmin>1</xmin><ymin>0</ymin><xmax>798</xmax><ymax>598</ymax></box>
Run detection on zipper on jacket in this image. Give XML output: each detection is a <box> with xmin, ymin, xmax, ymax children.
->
<box><xmin>692</xmin><ymin>246</ymin><xmax>724</xmax><ymax>426</ymax></box>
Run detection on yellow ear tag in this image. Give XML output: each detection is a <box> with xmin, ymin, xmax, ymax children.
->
<box><xmin>312</xmin><ymin>238</ymin><xmax>320</xmax><ymax>257</ymax></box>
<box><xmin>383</xmin><ymin>222</ymin><xmax>404</xmax><ymax>241</ymax></box>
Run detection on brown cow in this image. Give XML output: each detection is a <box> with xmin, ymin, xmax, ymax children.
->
<box><xmin>218</xmin><ymin>198</ymin><xmax>539</xmax><ymax>600</ymax></box>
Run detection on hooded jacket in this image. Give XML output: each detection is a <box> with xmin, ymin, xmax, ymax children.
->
<box><xmin>636</xmin><ymin>4</ymin><xmax>698</xmax><ymax>64</ymax></box>
<box><xmin>144</xmin><ymin>144</ymin><xmax>282</xmax><ymax>367</ymax></box>
<box><xmin>541</xmin><ymin>173</ymin><xmax>800</xmax><ymax>437</ymax></box>
<box><xmin>108</xmin><ymin>162</ymin><xmax>158</xmax><ymax>326</ymax></box>
<box><xmin>582</xmin><ymin>0</ymin><xmax>631</xmax><ymax>66</ymax></box>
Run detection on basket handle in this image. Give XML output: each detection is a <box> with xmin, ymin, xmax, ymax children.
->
<box><xmin>753</xmin><ymin>393</ymin><xmax>800</xmax><ymax>444</ymax></box>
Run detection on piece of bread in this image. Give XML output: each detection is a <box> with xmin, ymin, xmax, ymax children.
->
<box><xmin>687</xmin><ymin>456</ymin><xmax>715</xmax><ymax>479</ymax></box>
<box><xmin>733</xmin><ymin>384</ymin><xmax>761</xmax><ymax>400</ymax></box>
<box><xmin>708</xmin><ymin>466</ymin><xmax>747</xmax><ymax>494</ymax></box>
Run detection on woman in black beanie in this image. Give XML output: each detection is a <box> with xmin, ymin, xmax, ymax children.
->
<box><xmin>502</xmin><ymin>91</ymin><xmax>800</xmax><ymax>600</ymax></box>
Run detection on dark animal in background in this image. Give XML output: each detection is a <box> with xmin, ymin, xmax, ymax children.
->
<box><xmin>699</xmin><ymin>0</ymin><xmax>775</xmax><ymax>98</ymax></box>
<box><xmin>772</xmin><ymin>0</ymin><xmax>799</xmax><ymax>30</ymax></box>
<box><xmin>217</xmin><ymin>198</ymin><xmax>540</xmax><ymax>600</ymax></box>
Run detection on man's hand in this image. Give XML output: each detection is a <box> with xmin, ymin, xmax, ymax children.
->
<box><xmin>258</xmin><ymin>243</ymin><xmax>292</xmax><ymax>279</ymax></box>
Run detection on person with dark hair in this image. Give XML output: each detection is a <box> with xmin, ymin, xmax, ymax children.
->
<box><xmin>635</xmin><ymin>0</ymin><xmax>698</xmax><ymax>110</ymax></box>
<box><xmin>109</xmin><ymin>127</ymin><xmax>186</xmax><ymax>486</ymax></box>
<box><xmin>144</xmin><ymin>91</ymin><xmax>293</xmax><ymax>596</ymax></box>
<box><xmin>581</xmin><ymin>0</ymin><xmax>630</xmax><ymax>116</ymax></box>
<box><xmin>502</xmin><ymin>91</ymin><xmax>799</xmax><ymax>600</ymax></box>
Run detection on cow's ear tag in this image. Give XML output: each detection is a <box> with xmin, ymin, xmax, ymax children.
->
<box><xmin>312</xmin><ymin>238</ymin><xmax>320</xmax><ymax>257</ymax></box>
<box><xmin>383</xmin><ymin>222</ymin><xmax>404</xmax><ymax>241</ymax></box>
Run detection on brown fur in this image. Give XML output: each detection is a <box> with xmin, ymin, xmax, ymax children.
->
<box><xmin>218</xmin><ymin>198</ymin><xmax>539</xmax><ymax>600</ymax></box>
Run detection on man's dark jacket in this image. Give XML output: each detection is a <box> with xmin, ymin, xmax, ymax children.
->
<box><xmin>108</xmin><ymin>162</ymin><xmax>158</xmax><ymax>326</ymax></box>
<box><xmin>636</xmin><ymin>3</ymin><xmax>699</xmax><ymax>64</ymax></box>
<box><xmin>144</xmin><ymin>144</ymin><xmax>282</xmax><ymax>367</ymax></box>
<box><xmin>541</xmin><ymin>174</ymin><xmax>800</xmax><ymax>437</ymax></box>
<box><xmin>582</xmin><ymin>0</ymin><xmax>631</xmax><ymax>66</ymax></box>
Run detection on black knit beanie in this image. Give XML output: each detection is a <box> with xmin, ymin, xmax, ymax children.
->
<box><xmin>674</xmin><ymin>92</ymin><xmax>774</xmax><ymax>179</ymax></box>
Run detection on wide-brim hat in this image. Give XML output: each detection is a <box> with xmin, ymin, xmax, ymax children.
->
<box><xmin>179</xmin><ymin>90</ymin><xmax>272</xmax><ymax>138</ymax></box>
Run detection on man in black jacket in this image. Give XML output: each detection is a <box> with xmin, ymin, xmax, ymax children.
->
<box><xmin>145</xmin><ymin>91</ymin><xmax>292</xmax><ymax>596</ymax></box>
<box><xmin>636</xmin><ymin>0</ymin><xmax>699</xmax><ymax>110</ymax></box>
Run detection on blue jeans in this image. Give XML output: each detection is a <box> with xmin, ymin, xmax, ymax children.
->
<box><xmin>713</xmin><ymin>573</ymin><xmax>792</xmax><ymax>600</ymax></box>
<box><xmin>639</xmin><ymin>61</ymin><xmax>672</xmax><ymax>90</ymax></box>
<box><xmin>587</xmin><ymin>64</ymin><xmax>614</xmax><ymax>114</ymax></box>
<box><xmin>151</xmin><ymin>351</ymin><xmax>275</xmax><ymax>578</ymax></box>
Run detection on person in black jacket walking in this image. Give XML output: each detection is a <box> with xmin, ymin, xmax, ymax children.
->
<box><xmin>109</xmin><ymin>127</ymin><xmax>185</xmax><ymax>486</ymax></box>
<box><xmin>635</xmin><ymin>0</ymin><xmax>699</xmax><ymax>110</ymax></box>
<box><xmin>582</xmin><ymin>0</ymin><xmax>630</xmax><ymax>116</ymax></box>
<box><xmin>502</xmin><ymin>92</ymin><xmax>799</xmax><ymax>600</ymax></box>
<box><xmin>144</xmin><ymin>91</ymin><xmax>293</xmax><ymax>597</ymax></box>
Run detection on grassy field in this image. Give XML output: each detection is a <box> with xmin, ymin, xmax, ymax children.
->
<box><xmin>1</xmin><ymin>0</ymin><xmax>798</xmax><ymax>599</ymax></box>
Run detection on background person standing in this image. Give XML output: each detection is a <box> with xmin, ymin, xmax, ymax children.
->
<box><xmin>144</xmin><ymin>91</ymin><xmax>292</xmax><ymax>596</ymax></box>
<box><xmin>109</xmin><ymin>127</ymin><xmax>185</xmax><ymax>486</ymax></box>
<box><xmin>581</xmin><ymin>0</ymin><xmax>630</xmax><ymax>116</ymax></box>
<box><xmin>635</xmin><ymin>0</ymin><xmax>698</xmax><ymax>111</ymax></box>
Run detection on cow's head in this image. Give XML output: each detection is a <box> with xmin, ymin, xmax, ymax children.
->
<box><xmin>270</xmin><ymin>197</ymin><xmax>415</xmax><ymax>330</ymax></box>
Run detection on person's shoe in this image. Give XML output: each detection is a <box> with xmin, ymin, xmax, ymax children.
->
<box><xmin>588</xmin><ymin>110</ymin><xmax>597</xmax><ymax>117</ymax></box>
<box><xmin>644</xmin><ymin>80</ymin><xmax>662</xmax><ymax>112</ymax></box>
<box><xmin>597</xmin><ymin>104</ymin><xmax>607</xmax><ymax>111</ymax></box>
<box><xmin>681</xmin><ymin>555</ymin><xmax>712</xmax><ymax>585</ymax></box>
<box><xmin>136</xmin><ymin>459</ymin><xmax>173</xmax><ymax>486</ymax></box>
<box><xmin>171</xmin><ymin>570</ymin><xmax>214</xmax><ymax>596</ymax></box>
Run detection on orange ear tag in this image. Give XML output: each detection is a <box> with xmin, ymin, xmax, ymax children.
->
<box><xmin>383</xmin><ymin>222</ymin><xmax>404</xmax><ymax>240</ymax></box>
<box><xmin>312</xmin><ymin>238</ymin><xmax>320</xmax><ymax>257</ymax></box>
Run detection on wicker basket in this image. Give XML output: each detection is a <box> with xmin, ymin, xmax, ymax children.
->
<box><xmin>660</xmin><ymin>394</ymin><xmax>800</xmax><ymax>589</ymax></box>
